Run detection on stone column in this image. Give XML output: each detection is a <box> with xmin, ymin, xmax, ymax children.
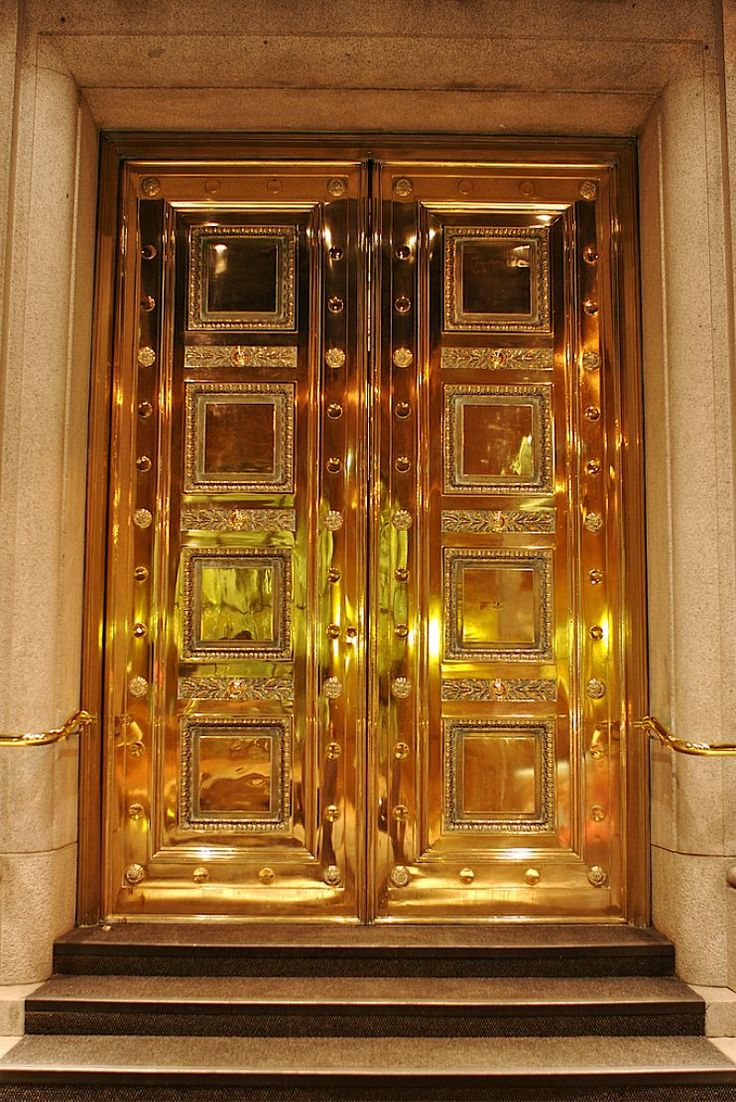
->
<box><xmin>640</xmin><ymin>51</ymin><xmax>736</xmax><ymax>984</ymax></box>
<box><xmin>0</xmin><ymin>7</ymin><xmax>97</xmax><ymax>982</ymax></box>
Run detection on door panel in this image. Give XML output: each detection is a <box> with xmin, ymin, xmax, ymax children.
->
<box><xmin>100</xmin><ymin>149</ymin><xmax>641</xmax><ymax>923</ymax></box>
<box><xmin>106</xmin><ymin>164</ymin><xmax>367</xmax><ymax>918</ymax></box>
<box><xmin>370</xmin><ymin>163</ymin><xmax>623</xmax><ymax>919</ymax></box>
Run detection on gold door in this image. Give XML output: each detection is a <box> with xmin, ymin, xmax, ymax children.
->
<box><xmin>96</xmin><ymin>144</ymin><xmax>645</xmax><ymax>923</ymax></box>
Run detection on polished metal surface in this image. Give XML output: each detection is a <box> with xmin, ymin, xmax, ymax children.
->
<box><xmin>93</xmin><ymin>143</ymin><xmax>645</xmax><ymax>923</ymax></box>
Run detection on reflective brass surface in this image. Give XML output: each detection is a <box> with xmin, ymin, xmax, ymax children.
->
<box><xmin>89</xmin><ymin>140</ymin><xmax>646</xmax><ymax>924</ymax></box>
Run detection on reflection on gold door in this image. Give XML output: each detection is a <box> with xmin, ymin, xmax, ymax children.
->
<box><xmin>99</xmin><ymin>145</ymin><xmax>645</xmax><ymax>922</ymax></box>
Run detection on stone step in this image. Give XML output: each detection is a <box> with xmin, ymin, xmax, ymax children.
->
<box><xmin>1</xmin><ymin>1034</ymin><xmax>735</xmax><ymax>1100</ymax></box>
<box><xmin>24</xmin><ymin>974</ymin><xmax>704</xmax><ymax>1037</ymax></box>
<box><xmin>53</xmin><ymin>922</ymin><xmax>676</xmax><ymax>978</ymax></box>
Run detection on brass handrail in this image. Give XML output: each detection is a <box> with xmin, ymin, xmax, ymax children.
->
<box><xmin>0</xmin><ymin>709</ymin><xmax>94</xmax><ymax>748</ymax></box>
<box><xmin>637</xmin><ymin>715</ymin><xmax>736</xmax><ymax>757</ymax></box>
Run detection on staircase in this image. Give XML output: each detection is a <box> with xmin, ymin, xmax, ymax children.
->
<box><xmin>1</xmin><ymin>924</ymin><xmax>735</xmax><ymax>1100</ymax></box>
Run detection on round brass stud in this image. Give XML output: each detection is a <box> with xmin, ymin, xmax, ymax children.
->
<box><xmin>136</xmin><ymin>456</ymin><xmax>152</xmax><ymax>473</ymax></box>
<box><xmin>393</xmin><ymin>804</ymin><xmax>409</xmax><ymax>823</ymax></box>
<box><xmin>328</xmin><ymin>296</ymin><xmax>344</xmax><ymax>314</ymax></box>
<box><xmin>393</xmin><ymin>347</ymin><xmax>414</xmax><ymax>369</ymax></box>
<box><xmin>192</xmin><ymin>866</ymin><xmax>209</xmax><ymax>884</ymax></box>
<box><xmin>590</xmin><ymin>804</ymin><xmax>606</xmax><ymax>822</ymax></box>
<box><xmin>328</xmin><ymin>246</ymin><xmax>344</xmax><ymax>261</ymax></box>
<box><xmin>589</xmin><ymin>568</ymin><xmax>604</xmax><ymax>585</ymax></box>
<box><xmin>395</xmin><ymin>456</ymin><xmax>411</xmax><ymax>473</ymax></box>
<box><xmin>491</xmin><ymin>678</ymin><xmax>509</xmax><ymax>699</ymax></box>
<box><xmin>392</xmin><ymin>509</ymin><xmax>413</xmax><ymax>530</ymax></box>
<box><xmin>128</xmin><ymin>740</ymin><xmax>145</xmax><ymax>757</ymax></box>
<box><xmin>390</xmin><ymin>865</ymin><xmax>411</xmax><ymax>888</ymax></box>
<box><xmin>128</xmin><ymin>676</ymin><xmax>149</xmax><ymax>698</ymax></box>
<box><xmin>579</xmin><ymin>180</ymin><xmax>598</xmax><ymax>200</ymax></box>
<box><xmin>582</xmin><ymin>351</ymin><xmax>601</xmax><ymax>371</ymax></box>
<box><xmin>141</xmin><ymin>244</ymin><xmax>157</xmax><ymax>261</ymax></box>
<box><xmin>325</xmin><ymin>804</ymin><xmax>340</xmax><ymax>823</ymax></box>
<box><xmin>259</xmin><ymin>866</ymin><xmax>276</xmax><ymax>884</ymax></box>
<box><xmin>133</xmin><ymin>566</ymin><xmax>149</xmax><ymax>582</ymax></box>
<box><xmin>345</xmin><ymin>626</ymin><xmax>358</xmax><ymax>642</ymax></box>
<box><xmin>587</xmin><ymin>677</ymin><xmax>607</xmax><ymax>699</ymax></box>
<box><xmin>395</xmin><ymin>567</ymin><xmax>409</xmax><ymax>582</ymax></box>
<box><xmin>394</xmin><ymin>741</ymin><xmax>410</xmax><ymax>760</ymax></box>
<box><xmin>395</xmin><ymin>244</ymin><xmax>411</xmax><ymax>260</ymax></box>
<box><xmin>327</xmin><ymin>567</ymin><xmax>341</xmax><ymax>583</ymax></box>
<box><xmin>327</xmin><ymin>403</ymin><xmax>343</xmax><ymax>419</ymax></box>
<box><xmin>583</xmin><ymin>245</ymin><xmax>599</xmax><ymax>264</ymax></box>
<box><xmin>395</xmin><ymin>402</ymin><xmax>411</xmax><ymax>419</ymax></box>
<box><xmin>326</xmin><ymin>624</ymin><xmax>340</xmax><ymax>639</ymax></box>
<box><xmin>326</xmin><ymin>457</ymin><xmax>342</xmax><ymax>474</ymax></box>
<box><xmin>584</xmin><ymin>512</ymin><xmax>603</xmax><ymax>532</ymax></box>
<box><xmin>266</xmin><ymin>178</ymin><xmax>283</xmax><ymax>194</ymax></box>
<box><xmin>585</xmin><ymin>405</ymin><xmax>601</xmax><ymax>422</ymax></box>
<box><xmin>324</xmin><ymin>865</ymin><xmax>341</xmax><ymax>886</ymax></box>
<box><xmin>525</xmin><ymin>868</ymin><xmax>541</xmax><ymax>886</ymax></box>
<box><xmin>324</xmin><ymin>510</ymin><xmax>343</xmax><ymax>531</ymax></box>
<box><xmin>391</xmin><ymin>677</ymin><xmax>412</xmax><ymax>700</ymax></box>
<box><xmin>586</xmin><ymin>458</ymin><xmax>601</xmax><ymax>475</ymax></box>
<box><xmin>138</xmin><ymin>401</ymin><xmax>153</xmax><ymax>418</ymax></box>
<box><xmin>133</xmin><ymin>508</ymin><xmax>153</xmax><ymax>529</ymax></box>
<box><xmin>588</xmin><ymin>864</ymin><xmax>608</xmax><ymax>887</ymax></box>
<box><xmin>141</xmin><ymin>176</ymin><xmax>161</xmax><ymax>197</ymax></box>
<box><xmin>137</xmin><ymin>347</ymin><xmax>156</xmax><ymax>368</ymax></box>
<box><xmin>327</xmin><ymin>177</ymin><xmax>348</xmax><ymax>197</ymax></box>
<box><xmin>459</xmin><ymin>867</ymin><xmax>475</xmax><ymax>884</ymax></box>
<box><xmin>326</xmin><ymin>741</ymin><xmax>342</xmax><ymax>760</ymax></box>
<box><xmin>140</xmin><ymin>295</ymin><xmax>156</xmax><ymax>312</ymax></box>
<box><xmin>394</xmin><ymin>295</ymin><xmax>411</xmax><ymax>314</ymax></box>
<box><xmin>457</xmin><ymin>179</ymin><xmax>474</xmax><ymax>196</ymax></box>
<box><xmin>323</xmin><ymin>348</ymin><xmax>345</xmax><ymax>370</ymax></box>
<box><xmin>204</xmin><ymin>177</ymin><xmax>221</xmax><ymax>194</ymax></box>
<box><xmin>323</xmin><ymin>676</ymin><xmax>343</xmax><ymax>699</ymax></box>
<box><xmin>589</xmin><ymin>624</ymin><xmax>604</xmax><ymax>641</ymax></box>
<box><xmin>583</xmin><ymin>300</ymin><xmax>599</xmax><ymax>316</ymax></box>
<box><xmin>519</xmin><ymin>179</ymin><xmax>536</xmax><ymax>197</ymax></box>
<box><xmin>132</xmin><ymin>622</ymin><xmax>147</xmax><ymax>637</ymax></box>
<box><xmin>395</xmin><ymin>623</ymin><xmax>409</xmax><ymax>639</ymax></box>
<box><xmin>393</xmin><ymin>177</ymin><xmax>414</xmax><ymax>198</ymax></box>
<box><xmin>124</xmin><ymin>863</ymin><xmax>145</xmax><ymax>885</ymax></box>
<box><xmin>127</xmin><ymin>803</ymin><xmax>145</xmax><ymax>820</ymax></box>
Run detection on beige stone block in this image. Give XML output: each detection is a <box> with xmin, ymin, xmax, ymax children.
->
<box><xmin>652</xmin><ymin>846</ymin><xmax>733</xmax><ymax>985</ymax></box>
<box><xmin>47</xmin><ymin>33</ymin><xmax>701</xmax><ymax>95</ymax></box>
<box><xmin>727</xmin><ymin>881</ymin><xmax>736</xmax><ymax>991</ymax></box>
<box><xmin>82</xmin><ymin>86</ymin><xmax>655</xmax><ymax>134</ymax></box>
<box><xmin>0</xmin><ymin>736</ymin><xmax>78</xmax><ymax>853</ymax></box>
<box><xmin>691</xmin><ymin>986</ymin><xmax>736</xmax><ymax>1037</ymax></box>
<box><xmin>24</xmin><ymin>0</ymin><xmax>716</xmax><ymax>42</ymax></box>
<box><xmin>712</xmin><ymin>1037</ymin><xmax>736</xmax><ymax>1061</ymax></box>
<box><xmin>0</xmin><ymin>984</ymin><xmax>38</xmax><ymax>1036</ymax></box>
<box><xmin>0</xmin><ymin>844</ymin><xmax>76</xmax><ymax>984</ymax></box>
<box><xmin>0</xmin><ymin>1037</ymin><xmax>21</xmax><ymax>1058</ymax></box>
<box><xmin>649</xmin><ymin>744</ymin><xmax>675</xmax><ymax>851</ymax></box>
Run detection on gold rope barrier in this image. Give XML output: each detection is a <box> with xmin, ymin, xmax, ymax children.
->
<box><xmin>0</xmin><ymin>709</ymin><xmax>94</xmax><ymax>748</ymax></box>
<box><xmin>637</xmin><ymin>715</ymin><xmax>736</xmax><ymax>757</ymax></box>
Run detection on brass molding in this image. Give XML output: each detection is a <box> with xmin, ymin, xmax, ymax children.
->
<box><xmin>637</xmin><ymin>715</ymin><xmax>736</xmax><ymax>757</ymax></box>
<box><xmin>0</xmin><ymin>709</ymin><xmax>95</xmax><ymax>748</ymax></box>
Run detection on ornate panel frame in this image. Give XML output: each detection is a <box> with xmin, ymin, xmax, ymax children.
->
<box><xmin>179</xmin><ymin>714</ymin><xmax>292</xmax><ymax>832</ymax></box>
<box><xmin>443</xmin><ymin>718</ymin><xmax>556</xmax><ymax>833</ymax></box>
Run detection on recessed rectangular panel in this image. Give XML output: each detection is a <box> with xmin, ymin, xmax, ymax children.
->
<box><xmin>188</xmin><ymin>225</ymin><xmax>296</xmax><ymax>331</ymax></box>
<box><xmin>443</xmin><ymin>719</ymin><xmax>555</xmax><ymax>832</ymax></box>
<box><xmin>443</xmin><ymin>548</ymin><xmax>553</xmax><ymax>662</ymax></box>
<box><xmin>184</xmin><ymin>381</ymin><xmax>295</xmax><ymax>494</ymax></box>
<box><xmin>180</xmin><ymin>547</ymin><xmax>292</xmax><ymax>662</ymax></box>
<box><xmin>444</xmin><ymin>227</ymin><xmax>550</xmax><ymax>332</ymax></box>
<box><xmin>179</xmin><ymin>716</ymin><xmax>292</xmax><ymax>832</ymax></box>
<box><xmin>444</xmin><ymin>384</ymin><xmax>553</xmax><ymax>494</ymax></box>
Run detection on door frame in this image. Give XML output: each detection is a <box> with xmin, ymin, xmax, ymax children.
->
<box><xmin>79</xmin><ymin>133</ymin><xmax>647</xmax><ymax>926</ymax></box>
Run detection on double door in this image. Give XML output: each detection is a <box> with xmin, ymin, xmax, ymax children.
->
<box><xmin>100</xmin><ymin>146</ymin><xmax>645</xmax><ymax>922</ymax></box>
